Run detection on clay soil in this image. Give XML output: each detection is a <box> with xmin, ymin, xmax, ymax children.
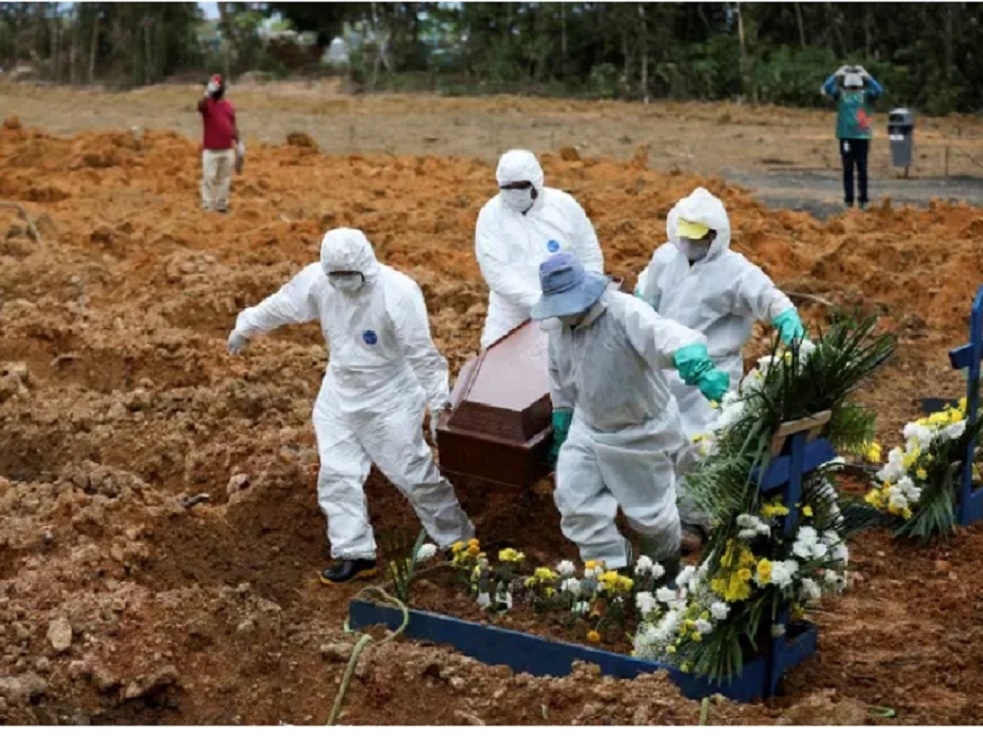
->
<box><xmin>1</xmin><ymin>84</ymin><xmax>983</xmax><ymax>725</ymax></box>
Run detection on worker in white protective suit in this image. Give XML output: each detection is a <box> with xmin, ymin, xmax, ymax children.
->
<box><xmin>227</xmin><ymin>228</ymin><xmax>475</xmax><ymax>585</ymax></box>
<box><xmin>475</xmin><ymin>149</ymin><xmax>604</xmax><ymax>350</ymax></box>
<box><xmin>635</xmin><ymin>187</ymin><xmax>806</xmax><ymax>551</ymax></box>
<box><xmin>532</xmin><ymin>252</ymin><xmax>730</xmax><ymax>578</ymax></box>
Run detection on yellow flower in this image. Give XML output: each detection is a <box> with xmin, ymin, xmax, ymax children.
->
<box><xmin>902</xmin><ymin>507</ymin><xmax>913</xmax><ymax>520</ymax></box>
<box><xmin>916</xmin><ymin>468</ymin><xmax>928</xmax><ymax>481</ymax></box>
<box><xmin>524</xmin><ymin>576</ymin><xmax>536</xmax><ymax>588</ymax></box>
<box><xmin>584</xmin><ymin>560</ymin><xmax>598</xmax><ymax>570</ymax></box>
<box><xmin>680</xmin><ymin>663</ymin><xmax>691</xmax><ymax>674</ymax></box>
<box><xmin>802</xmin><ymin>505</ymin><xmax>813</xmax><ymax>518</ymax></box>
<box><xmin>864</xmin><ymin>489</ymin><xmax>884</xmax><ymax>509</ymax></box>
<box><xmin>756</xmin><ymin>558</ymin><xmax>773</xmax><ymax>583</ymax></box>
<box><xmin>498</xmin><ymin>548</ymin><xmax>525</xmax><ymax>564</ymax></box>
<box><xmin>666</xmin><ymin>645</ymin><xmax>677</xmax><ymax>654</ymax></box>
<box><xmin>760</xmin><ymin>500</ymin><xmax>791</xmax><ymax>518</ymax></box>
<box><xmin>862</xmin><ymin>441</ymin><xmax>883</xmax><ymax>464</ymax></box>
<box><xmin>738</xmin><ymin>568</ymin><xmax>751</xmax><ymax>582</ymax></box>
<box><xmin>467</xmin><ymin>538</ymin><xmax>479</xmax><ymax>547</ymax></box>
<box><xmin>587</xmin><ymin>630</ymin><xmax>601</xmax><ymax>644</ymax></box>
<box><xmin>544</xmin><ymin>587</ymin><xmax>556</xmax><ymax>597</ymax></box>
<box><xmin>534</xmin><ymin>567</ymin><xmax>558</xmax><ymax>581</ymax></box>
<box><xmin>451</xmin><ymin>541</ymin><xmax>465</xmax><ymax>553</ymax></box>
<box><xmin>691</xmin><ymin>632</ymin><xmax>703</xmax><ymax>643</ymax></box>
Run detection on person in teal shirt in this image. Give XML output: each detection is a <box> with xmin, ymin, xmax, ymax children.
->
<box><xmin>822</xmin><ymin>65</ymin><xmax>884</xmax><ymax>209</ymax></box>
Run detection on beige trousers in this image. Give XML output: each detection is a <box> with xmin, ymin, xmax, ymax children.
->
<box><xmin>201</xmin><ymin>149</ymin><xmax>235</xmax><ymax>211</ymax></box>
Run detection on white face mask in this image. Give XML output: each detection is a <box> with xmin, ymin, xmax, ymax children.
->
<box><xmin>679</xmin><ymin>237</ymin><xmax>711</xmax><ymax>263</ymax></box>
<box><xmin>501</xmin><ymin>187</ymin><xmax>536</xmax><ymax>213</ymax></box>
<box><xmin>558</xmin><ymin>311</ymin><xmax>588</xmax><ymax>328</ymax></box>
<box><xmin>329</xmin><ymin>274</ymin><xmax>363</xmax><ymax>293</ymax></box>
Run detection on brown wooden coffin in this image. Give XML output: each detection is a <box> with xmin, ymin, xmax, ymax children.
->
<box><xmin>435</xmin><ymin>277</ymin><xmax>626</xmax><ymax>490</ymax></box>
<box><xmin>436</xmin><ymin>319</ymin><xmax>553</xmax><ymax>489</ymax></box>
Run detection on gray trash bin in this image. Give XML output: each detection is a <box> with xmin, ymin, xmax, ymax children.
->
<box><xmin>888</xmin><ymin>108</ymin><xmax>915</xmax><ymax>169</ymax></box>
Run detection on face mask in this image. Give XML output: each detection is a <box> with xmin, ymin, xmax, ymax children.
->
<box><xmin>559</xmin><ymin>311</ymin><xmax>587</xmax><ymax>328</ymax></box>
<box><xmin>329</xmin><ymin>274</ymin><xmax>363</xmax><ymax>293</ymax></box>
<box><xmin>679</xmin><ymin>237</ymin><xmax>711</xmax><ymax>263</ymax></box>
<box><xmin>501</xmin><ymin>187</ymin><xmax>536</xmax><ymax>213</ymax></box>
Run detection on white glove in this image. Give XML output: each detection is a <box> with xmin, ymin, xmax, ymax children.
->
<box><xmin>834</xmin><ymin>65</ymin><xmax>850</xmax><ymax>77</ymax></box>
<box><xmin>206</xmin><ymin>80</ymin><xmax>220</xmax><ymax>96</ymax></box>
<box><xmin>228</xmin><ymin>330</ymin><xmax>248</xmax><ymax>356</ymax></box>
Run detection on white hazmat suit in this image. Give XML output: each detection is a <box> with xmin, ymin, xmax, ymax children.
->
<box><xmin>547</xmin><ymin>289</ymin><xmax>709</xmax><ymax>569</ymax></box>
<box><xmin>636</xmin><ymin>188</ymin><xmax>795</xmax><ymax>439</ymax></box>
<box><xmin>636</xmin><ymin>188</ymin><xmax>796</xmax><ymax>530</ymax></box>
<box><xmin>229</xmin><ymin>228</ymin><xmax>475</xmax><ymax>561</ymax></box>
<box><xmin>475</xmin><ymin>150</ymin><xmax>604</xmax><ymax>349</ymax></box>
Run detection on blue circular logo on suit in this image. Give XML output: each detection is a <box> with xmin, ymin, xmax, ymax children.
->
<box><xmin>362</xmin><ymin>330</ymin><xmax>378</xmax><ymax>345</ymax></box>
<box><xmin>546</xmin><ymin>239</ymin><xmax>560</xmax><ymax>253</ymax></box>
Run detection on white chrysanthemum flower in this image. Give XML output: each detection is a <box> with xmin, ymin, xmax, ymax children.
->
<box><xmin>800</xmin><ymin>577</ymin><xmax>822</xmax><ymax>601</ymax></box>
<box><xmin>556</xmin><ymin>560</ymin><xmax>576</xmax><ymax>577</ymax></box>
<box><xmin>676</xmin><ymin>566</ymin><xmax>696</xmax><ymax>588</ymax></box>
<box><xmin>634</xmin><ymin>555</ymin><xmax>654</xmax><ymax>575</ymax></box>
<box><xmin>831</xmin><ymin>543</ymin><xmax>849</xmax><ymax>563</ymax></box>
<box><xmin>651</xmin><ymin>562</ymin><xmax>665</xmax><ymax>580</ymax></box>
<box><xmin>770</xmin><ymin>560</ymin><xmax>799</xmax><ymax>588</ymax></box>
<box><xmin>415</xmin><ymin>543</ymin><xmax>438</xmax><ymax>562</ymax></box>
<box><xmin>635</xmin><ymin>591</ymin><xmax>657</xmax><ymax>617</ymax></box>
<box><xmin>946</xmin><ymin>421</ymin><xmax>967</xmax><ymax>440</ymax></box>
<box><xmin>812</xmin><ymin>542</ymin><xmax>829</xmax><ymax>560</ymax></box>
<box><xmin>736</xmin><ymin>514</ymin><xmax>757</xmax><ymax>527</ymax></box>
<box><xmin>572</xmin><ymin>601</ymin><xmax>589</xmax><ymax>616</ymax></box>
<box><xmin>477</xmin><ymin>591</ymin><xmax>491</xmax><ymax>607</ymax></box>
<box><xmin>797</xmin><ymin>526</ymin><xmax>819</xmax><ymax>544</ymax></box>
<box><xmin>695</xmin><ymin>619</ymin><xmax>713</xmax><ymax>635</ymax></box>
<box><xmin>770</xmin><ymin>623</ymin><xmax>786</xmax><ymax>638</ymax></box>
<box><xmin>656</xmin><ymin>586</ymin><xmax>677</xmax><ymax>604</ymax></box>
<box><xmin>561</xmin><ymin>578</ymin><xmax>583</xmax><ymax>597</ymax></box>
<box><xmin>710</xmin><ymin>601</ymin><xmax>730</xmax><ymax>621</ymax></box>
<box><xmin>583</xmin><ymin>566</ymin><xmax>597</xmax><ymax>580</ymax></box>
<box><xmin>738</xmin><ymin>528</ymin><xmax>760</xmax><ymax>540</ymax></box>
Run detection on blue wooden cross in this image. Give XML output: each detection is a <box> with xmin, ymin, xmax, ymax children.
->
<box><xmin>947</xmin><ymin>285</ymin><xmax>983</xmax><ymax>526</ymax></box>
<box><xmin>751</xmin><ymin>426</ymin><xmax>836</xmax><ymax>697</ymax></box>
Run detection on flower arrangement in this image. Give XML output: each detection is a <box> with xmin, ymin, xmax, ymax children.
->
<box><xmin>865</xmin><ymin>394</ymin><xmax>983</xmax><ymax>539</ymax></box>
<box><xmin>447</xmin><ymin>539</ymin><xmax>668</xmax><ymax>645</ymax></box>
<box><xmin>648</xmin><ymin>314</ymin><xmax>896</xmax><ymax>680</ymax></box>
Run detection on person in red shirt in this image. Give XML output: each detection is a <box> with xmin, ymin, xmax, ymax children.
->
<box><xmin>197</xmin><ymin>74</ymin><xmax>243</xmax><ymax>213</ymax></box>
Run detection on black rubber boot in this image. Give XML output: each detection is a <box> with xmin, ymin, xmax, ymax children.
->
<box><xmin>319</xmin><ymin>558</ymin><xmax>378</xmax><ymax>586</ymax></box>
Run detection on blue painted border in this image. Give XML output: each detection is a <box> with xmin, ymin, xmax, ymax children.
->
<box><xmin>948</xmin><ymin>284</ymin><xmax>983</xmax><ymax>526</ymax></box>
<box><xmin>348</xmin><ymin>599</ymin><xmax>817</xmax><ymax>703</ymax></box>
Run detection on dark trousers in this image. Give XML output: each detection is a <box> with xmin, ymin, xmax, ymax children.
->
<box><xmin>839</xmin><ymin>138</ymin><xmax>870</xmax><ymax>206</ymax></box>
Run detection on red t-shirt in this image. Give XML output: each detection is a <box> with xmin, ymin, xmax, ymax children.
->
<box><xmin>199</xmin><ymin>97</ymin><xmax>237</xmax><ymax>151</ymax></box>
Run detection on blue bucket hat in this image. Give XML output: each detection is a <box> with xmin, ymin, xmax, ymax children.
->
<box><xmin>530</xmin><ymin>252</ymin><xmax>610</xmax><ymax>320</ymax></box>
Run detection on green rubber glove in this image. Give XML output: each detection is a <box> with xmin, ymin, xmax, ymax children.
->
<box><xmin>675</xmin><ymin>344</ymin><xmax>730</xmax><ymax>403</ymax></box>
<box><xmin>674</xmin><ymin>344</ymin><xmax>716</xmax><ymax>386</ymax></box>
<box><xmin>697</xmin><ymin>369</ymin><xmax>729</xmax><ymax>403</ymax></box>
<box><xmin>549</xmin><ymin>408</ymin><xmax>573</xmax><ymax>467</ymax></box>
<box><xmin>772</xmin><ymin>308</ymin><xmax>806</xmax><ymax>345</ymax></box>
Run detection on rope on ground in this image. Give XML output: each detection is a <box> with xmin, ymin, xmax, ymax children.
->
<box><xmin>0</xmin><ymin>201</ymin><xmax>43</xmax><ymax>246</ymax></box>
<box><xmin>326</xmin><ymin>586</ymin><xmax>411</xmax><ymax>726</ymax></box>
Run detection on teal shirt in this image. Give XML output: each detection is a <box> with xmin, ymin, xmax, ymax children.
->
<box><xmin>836</xmin><ymin>90</ymin><xmax>875</xmax><ymax>140</ymax></box>
<box><xmin>822</xmin><ymin>73</ymin><xmax>884</xmax><ymax>141</ymax></box>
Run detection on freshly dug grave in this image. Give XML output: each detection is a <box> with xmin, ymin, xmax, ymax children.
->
<box><xmin>0</xmin><ymin>121</ymin><xmax>981</xmax><ymax>725</ymax></box>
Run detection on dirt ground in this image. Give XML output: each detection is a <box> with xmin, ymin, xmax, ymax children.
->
<box><xmin>1</xmin><ymin>83</ymin><xmax>983</xmax><ymax>725</ymax></box>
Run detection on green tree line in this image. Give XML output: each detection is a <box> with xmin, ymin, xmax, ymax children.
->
<box><xmin>2</xmin><ymin>2</ymin><xmax>982</xmax><ymax>115</ymax></box>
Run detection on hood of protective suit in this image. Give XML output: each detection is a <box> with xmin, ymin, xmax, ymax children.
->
<box><xmin>496</xmin><ymin>149</ymin><xmax>545</xmax><ymax>189</ymax></box>
<box><xmin>665</xmin><ymin>204</ymin><xmax>680</xmax><ymax>246</ymax></box>
<box><xmin>495</xmin><ymin>150</ymin><xmax>546</xmax><ymax>214</ymax></box>
<box><xmin>674</xmin><ymin>187</ymin><xmax>731</xmax><ymax>262</ymax></box>
<box><xmin>320</xmin><ymin>228</ymin><xmax>380</xmax><ymax>285</ymax></box>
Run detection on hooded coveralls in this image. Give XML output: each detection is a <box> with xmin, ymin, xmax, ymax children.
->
<box><xmin>635</xmin><ymin>188</ymin><xmax>797</xmax><ymax>528</ymax></box>
<box><xmin>547</xmin><ymin>289</ymin><xmax>708</xmax><ymax>568</ymax></box>
<box><xmin>231</xmin><ymin>229</ymin><xmax>474</xmax><ymax>559</ymax></box>
<box><xmin>475</xmin><ymin>150</ymin><xmax>604</xmax><ymax>350</ymax></box>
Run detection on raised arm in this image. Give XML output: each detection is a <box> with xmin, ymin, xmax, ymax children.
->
<box><xmin>731</xmin><ymin>260</ymin><xmax>804</xmax><ymax>344</ymax></box>
<box><xmin>232</xmin><ymin>263</ymin><xmax>321</xmax><ymax>344</ymax></box>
